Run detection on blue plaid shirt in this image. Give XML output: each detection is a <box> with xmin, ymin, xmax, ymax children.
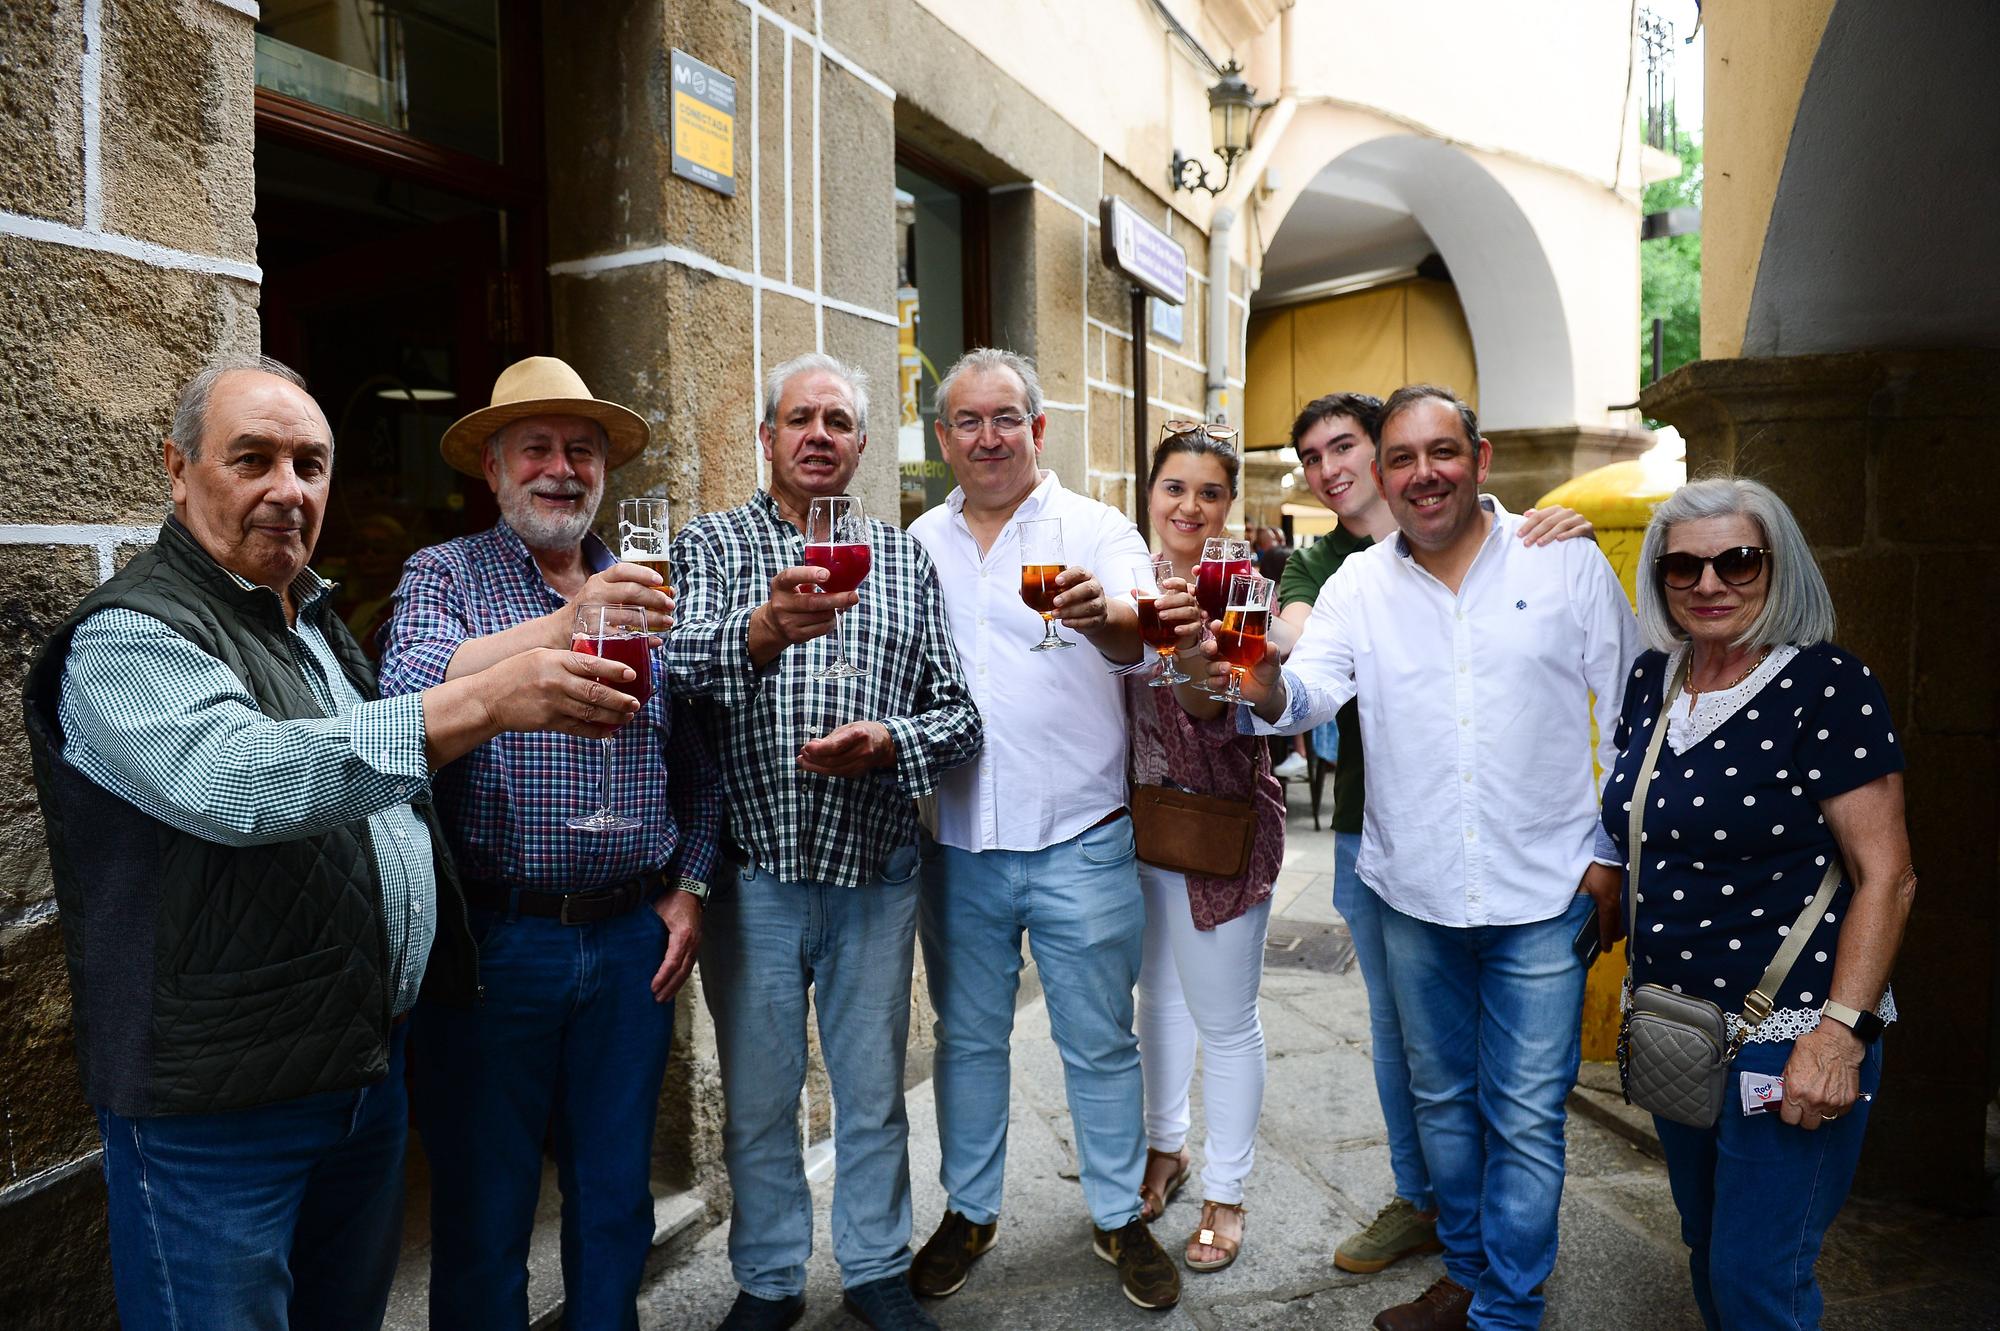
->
<box><xmin>379</xmin><ymin>520</ymin><xmax>722</xmax><ymax>894</ymax></box>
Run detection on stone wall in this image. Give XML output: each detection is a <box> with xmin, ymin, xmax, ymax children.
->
<box><xmin>0</xmin><ymin>0</ymin><xmax>259</xmax><ymax>1319</ymax></box>
<box><xmin>1643</xmin><ymin>349</ymin><xmax>2000</xmax><ymax>1206</ymax></box>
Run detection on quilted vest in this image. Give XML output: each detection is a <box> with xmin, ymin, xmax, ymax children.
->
<box><xmin>22</xmin><ymin>519</ymin><xmax>476</xmax><ymax>1116</ymax></box>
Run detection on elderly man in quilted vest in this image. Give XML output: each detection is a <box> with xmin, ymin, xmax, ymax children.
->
<box><xmin>22</xmin><ymin>357</ymin><xmax>644</xmax><ymax>1331</ymax></box>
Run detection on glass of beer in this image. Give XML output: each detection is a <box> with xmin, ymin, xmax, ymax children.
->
<box><xmin>1018</xmin><ymin>517</ymin><xmax>1073</xmax><ymax>652</ymax></box>
<box><xmin>1195</xmin><ymin>536</ymin><xmax>1253</xmax><ymax>624</ymax></box>
<box><xmin>805</xmin><ymin>494</ymin><xmax>870</xmax><ymax>679</ymax></box>
<box><xmin>1132</xmin><ymin>557</ymin><xmax>1189</xmax><ymax>687</ymax></box>
<box><xmin>566</xmin><ymin>602</ymin><xmax>651</xmax><ymax>831</ymax></box>
<box><xmin>1214</xmin><ymin>572</ymin><xmax>1274</xmax><ymax>708</ymax></box>
<box><xmin>617</xmin><ymin>497</ymin><xmax>672</xmax><ymax>608</ymax></box>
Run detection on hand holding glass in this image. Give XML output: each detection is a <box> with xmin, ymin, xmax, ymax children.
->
<box><xmin>566</xmin><ymin>602</ymin><xmax>651</xmax><ymax>831</ymax></box>
<box><xmin>1195</xmin><ymin>537</ymin><xmax>1253</xmax><ymax>623</ymax></box>
<box><xmin>1018</xmin><ymin>517</ymin><xmax>1073</xmax><ymax>652</ymax></box>
<box><xmin>805</xmin><ymin>495</ymin><xmax>870</xmax><ymax>679</ymax></box>
<box><xmin>1214</xmin><ymin>573</ymin><xmax>1274</xmax><ymax>708</ymax></box>
<box><xmin>1132</xmin><ymin>557</ymin><xmax>1189</xmax><ymax>686</ymax></box>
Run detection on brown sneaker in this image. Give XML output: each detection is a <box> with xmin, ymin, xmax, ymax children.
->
<box><xmin>909</xmin><ymin>1210</ymin><xmax>998</xmax><ymax>1298</ymax></box>
<box><xmin>1372</xmin><ymin>1276</ymin><xmax>1471</xmax><ymax>1331</ymax></box>
<box><xmin>1091</xmin><ymin>1218</ymin><xmax>1182</xmax><ymax>1310</ymax></box>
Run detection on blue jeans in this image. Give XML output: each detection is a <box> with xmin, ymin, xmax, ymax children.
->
<box><xmin>1382</xmin><ymin>893</ymin><xmax>1593</xmax><ymax>1330</ymax></box>
<box><xmin>1655</xmin><ymin>1038</ymin><xmax>1883</xmax><ymax>1330</ymax></box>
<box><xmin>97</xmin><ymin>1023</ymin><xmax>409</xmax><ymax>1331</ymax></box>
<box><xmin>1334</xmin><ymin>841</ymin><xmax>1433</xmax><ymax>1212</ymax></box>
<box><xmin>412</xmin><ymin>904</ymin><xmax>675</xmax><ymax>1331</ymax></box>
<box><xmin>919</xmin><ymin>818</ymin><xmax>1147</xmax><ymax>1230</ymax></box>
<box><xmin>700</xmin><ymin>846</ymin><xmax>924</xmax><ymax>1296</ymax></box>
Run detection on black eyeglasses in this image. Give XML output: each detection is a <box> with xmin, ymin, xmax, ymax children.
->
<box><xmin>1655</xmin><ymin>546</ymin><xmax>1771</xmax><ymax>590</ymax></box>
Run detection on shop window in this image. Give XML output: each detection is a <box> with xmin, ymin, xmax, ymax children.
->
<box><xmin>894</xmin><ymin>148</ymin><xmax>989</xmax><ymax>527</ymax></box>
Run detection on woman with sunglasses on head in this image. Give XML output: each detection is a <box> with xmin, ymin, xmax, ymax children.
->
<box><xmin>1122</xmin><ymin>422</ymin><xmax>1285</xmax><ymax>1275</ymax></box>
<box><xmin>1597</xmin><ymin>476</ymin><xmax>1915</xmax><ymax>1330</ymax></box>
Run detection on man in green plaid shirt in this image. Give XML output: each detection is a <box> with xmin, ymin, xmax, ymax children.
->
<box><xmin>667</xmin><ymin>353</ymin><xmax>981</xmax><ymax>1331</ymax></box>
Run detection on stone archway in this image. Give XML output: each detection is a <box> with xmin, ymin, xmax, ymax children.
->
<box><xmin>1261</xmin><ymin>134</ymin><xmax>1576</xmax><ymax>434</ymax></box>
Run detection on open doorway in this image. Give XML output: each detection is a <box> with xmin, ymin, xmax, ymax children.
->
<box><xmin>253</xmin><ymin>0</ymin><xmax>545</xmax><ymax>653</ymax></box>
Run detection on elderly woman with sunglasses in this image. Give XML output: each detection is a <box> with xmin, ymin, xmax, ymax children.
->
<box><xmin>1597</xmin><ymin>477</ymin><xmax>1916</xmax><ymax>1330</ymax></box>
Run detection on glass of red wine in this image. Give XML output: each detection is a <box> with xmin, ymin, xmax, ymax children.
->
<box><xmin>1194</xmin><ymin>537</ymin><xmax>1253</xmax><ymax>624</ymax></box>
<box><xmin>1215</xmin><ymin>572</ymin><xmax>1274</xmax><ymax>708</ymax></box>
<box><xmin>565</xmin><ymin>602</ymin><xmax>651</xmax><ymax>832</ymax></box>
<box><xmin>1132</xmin><ymin>556</ymin><xmax>1189</xmax><ymax>687</ymax></box>
<box><xmin>805</xmin><ymin>494</ymin><xmax>871</xmax><ymax>679</ymax></box>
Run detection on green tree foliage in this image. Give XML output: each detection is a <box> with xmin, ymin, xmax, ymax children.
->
<box><xmin>1641</xmin><ymin>120</ymin><xmax>1702</xmax><ymax>384</ymax></box>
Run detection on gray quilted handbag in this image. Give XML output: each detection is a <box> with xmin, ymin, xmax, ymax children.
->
<box><xmin>1618</xmin><ymin>655</ymin><xmax>1842</xmax><ymax>1129</ymax></box>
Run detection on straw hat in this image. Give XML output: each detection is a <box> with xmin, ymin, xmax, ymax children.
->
<box><xmin>439</xmin><ymin>356</ymin><xmax>650</xmax><ymax>477</ymax></box>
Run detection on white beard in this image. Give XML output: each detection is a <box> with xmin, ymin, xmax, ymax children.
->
<box><xmin>499</xmin><ymin>477</ymin><xmax>602</xmax><ymax>551</ymax></box>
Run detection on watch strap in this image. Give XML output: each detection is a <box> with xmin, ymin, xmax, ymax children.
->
<box><xmin>1821</xmin><ymin>999</ymin><xmax>1883</xmax><ymax>1042</ymax></box>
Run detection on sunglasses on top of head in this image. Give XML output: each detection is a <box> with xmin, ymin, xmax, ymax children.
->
<box><xmin>1655</xmin><ymin>546</ymin><xmax>1771</xmax><ymax>590</ymax></box>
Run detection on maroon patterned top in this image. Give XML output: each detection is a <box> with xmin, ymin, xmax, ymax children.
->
<box><xmin>1125</xmin><ymin>675</ymin><xmax>1285</xmax><ymax>930</ymax></box>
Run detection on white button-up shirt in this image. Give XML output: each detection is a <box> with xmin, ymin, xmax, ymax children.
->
<box><xmin>911</xmin><ymin>470</ymin><xmax>1151</xmax><ymax>853</ymax></box>
<box><xmin>1258</xmin><ymin>500</ymin><xmax>1637</xmax><ymax>927</ymax></box>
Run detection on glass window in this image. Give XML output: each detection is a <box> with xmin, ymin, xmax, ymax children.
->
<box><xmin>256</xmin><ymin>0</ymin><xmax>503</xmax><ymax>161</ymax></box>
<box><xmin>896</xmin><ymin>163</ymin><xmax>970</xmax><ymax>527</ymax></box>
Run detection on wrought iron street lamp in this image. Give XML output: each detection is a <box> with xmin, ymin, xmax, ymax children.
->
<box><xmin>1169</xmin><ymin>61</ymin><xmax>1260</xmax><ymax>196</ymax></box>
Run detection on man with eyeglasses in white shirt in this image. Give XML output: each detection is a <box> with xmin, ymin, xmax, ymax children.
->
<box><xmin>904</xmin><ymin>348</ymin><xmax>1182</xmax><ymax>1312</ymax></box>
<box><xmin>1218</xmin><ymin>384</ymin><xmax>1637</xmax><ymax>1331</ymax></box>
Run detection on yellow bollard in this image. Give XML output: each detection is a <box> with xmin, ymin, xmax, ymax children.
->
<box><xmin>1538</xmin><ymin>449</ymin><xmax>1685</xmax><ymax>1061</ymax></box>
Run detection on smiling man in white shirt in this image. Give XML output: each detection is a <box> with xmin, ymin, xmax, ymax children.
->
<box><xmin>1227</xmin><ymin>385</ymin><xmax>1636</xmax><ymax>1331</ymax></box>
<box><xmin>904</xmin><ymin>348</ymin><xmax>1182</xmax><ymax>1312</ymax></box>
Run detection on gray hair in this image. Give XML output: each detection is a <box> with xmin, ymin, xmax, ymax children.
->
<box><xmin>1636</xmin><ymin>476</ymin><xmax>1837</xmax><ymax>653</ymax></box>
<box><xmin>935</xmin><ymin>347</ymin><xmax>1044</xmax><ymax>423</ymax></box>
<box><xmin>170</xmin><ymin>355</ymin><xmax>311</xmax><ymax>460</ymax></box>
<box><xmin>761</xmin><ymin>353</ymin><xmax>870</xmax><ymax>437</ymax></box>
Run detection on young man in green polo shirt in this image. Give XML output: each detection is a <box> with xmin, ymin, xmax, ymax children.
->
<box><xmin>1275</xmin><ymin>393</ymin><xmax>1591</xmax><ymax>1276</ymax></box>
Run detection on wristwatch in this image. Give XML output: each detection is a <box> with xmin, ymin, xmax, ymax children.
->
<box><xmin>1819</xmin><ymin>999</ymin><xmax>1884</xmax><ymax>1044</ymax></box>
<box><xmin>665</xmin><ymin>872</ymin><xmax>709</xmax><ymax>904</ymax></box>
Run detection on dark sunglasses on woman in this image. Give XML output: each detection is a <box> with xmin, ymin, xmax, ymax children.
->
<box><xmin>1655</xmin><ymin>545</ymin><xmax>1771</xmax><ymax>590</ymax></box>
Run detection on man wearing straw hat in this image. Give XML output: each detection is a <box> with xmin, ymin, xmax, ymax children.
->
<box><xmin>380</xmin><ymin>356</ymin><xmax>723</xmax><ymax>1331</ymax></box>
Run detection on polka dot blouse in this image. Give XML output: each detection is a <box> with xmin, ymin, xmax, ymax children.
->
<box><xmin>1602</xmin><ymin>642</ymin><xmax>1903</xmax><ymax>1028</ymax></box>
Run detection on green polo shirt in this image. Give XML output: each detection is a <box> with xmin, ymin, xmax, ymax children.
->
<box><xmin>1277</xmin><ymin>525</ymin><xmax>1372</xmax><ymax>835</ymax></box>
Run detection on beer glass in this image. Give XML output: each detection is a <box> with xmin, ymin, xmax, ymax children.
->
<box><xmin>1018</xmin><ymin>517</ymin><xmax>1073</xmax><ymax>652</ymax></box>
<box><xmin>806</xmin><ymin>494</ymin><xmax>870</xmax><ymax>679</ymax></box>
<box><xmin>1132</xmin><ymin>557</ymin><xmax>1189</xmax><ymax>687</ymax></box>
<box><xmin>617</xmin><ymin>497</ymin><xmax>671</xmax><ymax>601</ymax></box>
<box><xmin>1214</xmin><ymin>573</ymin><xmax>1274</xmax><ymax>708</ymax></box>
<box><xmin>1194</xmin><ymin>537</ymin><xmax>1252</xmax><ymax>624</ymax></box>
<box><xmin>566</xmin><ymin>602</ymin><xmax>651</xmax><ymax>831</ymax></box>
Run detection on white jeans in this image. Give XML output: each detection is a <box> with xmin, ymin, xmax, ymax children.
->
<box><xmin>1135</xmin><ymin>861</ymin><xmax>1270</xmax><ymax>1205</ymax></box>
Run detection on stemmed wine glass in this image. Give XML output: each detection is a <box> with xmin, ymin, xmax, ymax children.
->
<box><xmin>565</xmin><ymin>602</ymin><xmax>651</xmax><ymax>831</ymax></box>
<box><xmin>1193</xmin><ymin>536</ymin><xmax>1253</xmax><ymax>626</ymax></box>
<box><xmin>1132</xmin><ymin>556</ymin><xmax>1189</xmax><ymax>687</ymax></box>
<box><xmin>1214</xmin><ymin>573</ymin><xmax>1275</xmax><ymax>708</ymax></box>
<box><xmin>1018</xmin><ymin>517</ymin><xmax>1073</xmax><ymax>652</ymax></box>
<box><xmin>618</xmin><ymin>497</ymin><xmax>671</xmax><ymax>595</ymax></box>
<box><xmin>805</xmin><ymin>495</ymin><xmax>870</xmax><ymax>679</ymax></box>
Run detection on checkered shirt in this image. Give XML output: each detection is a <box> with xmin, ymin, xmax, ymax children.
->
<box><xmin>378</xmin><ymin>520</ymin><xmax>722</xmax><ymax>894</ymax></box>
<box><xmin>666</xmin><ymin>489</ymin><xmax>982</xmax><ymax>889</ymax></box>
<box><xmin>57</xmin><ymin>569</ymin><xmax>438</xmax><ymax>1013</ymax></box>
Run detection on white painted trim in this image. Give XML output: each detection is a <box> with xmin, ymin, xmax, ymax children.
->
<box><xmin>0</xmin><ymin>523</ymin><xmax>158</xmax><ymax>581</ymax></box>
<box><xmin>208</xmin><ymin>0</ymin><xmax>260</xmax><ymax>17</ymax></box>
<box><xmin>988</xmin><ymin>179</ymin><xmax>1097</xmax><ymax>227</ymax></box>
<box><xmin>1041</xmin><ymin>399</ymin><xmax>1085</xmax><ymax>412</ymax></box>
<box><xmin>547</xmin><ymin>244</ymin><xmax>899</xmax><ymax>329</ymax></box>
<box><xmin>80</xmin><ymin>0</ymin><xmax>102</xmax><ymax>231</ymax></box>
<box><xmin>1084</xmin><ymin>377</ymin><xmax>1203</xmax><ymax>420</ymax></box>
<box><xmin>0</xmin><ymin>210</ymin><xmax>261</xmax><ymax>282</ymax></box>
<box><xmin>783</xmin><ymin>36</ymin><xmax>794</xmax><ymax>287</ymax></box>
<box><xmin>749</xmin><ymin>8</ymin><xmax>765</xmax><ymax>491</ymax></box>
<box><xmin>733</xmin><ymin>0</ymin><xmax>895</xmax><ymax>103</ymax></box>
<box><xmin>1086</xmin><ymin>315</ymin><xmax>1212</xmax><ymax>377</ymax></box>
<box><xmin>811</xmin><ymin>0</ymin><xmax>824</xmax><ymax>352</ymax></box>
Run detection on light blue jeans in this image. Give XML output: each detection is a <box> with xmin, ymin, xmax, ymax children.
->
<box><xmin>919</xmin><ymin>818</ymin><xmax>1147</xmax><ymax>1231</ymax></box>
<box><xmin>1382</xmin><ymin>892</ymin><xmax>1594</xmax><ymax>1331</ymax></box>
<box><xmin>1333</xmin><ymin>836</ymin><xmax>1434</xmax><ymax>1213</ymax></box>
<box><xmin>700</xmin><ymin>844</ymin><xmax>925</xmax><ymax>1297</ymax></box>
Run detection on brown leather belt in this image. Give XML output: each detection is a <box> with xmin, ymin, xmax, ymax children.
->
<box><xmin>462</xmin><ymin>876</ymin><xmax>652</xmax><ymax>925</ymax></box>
